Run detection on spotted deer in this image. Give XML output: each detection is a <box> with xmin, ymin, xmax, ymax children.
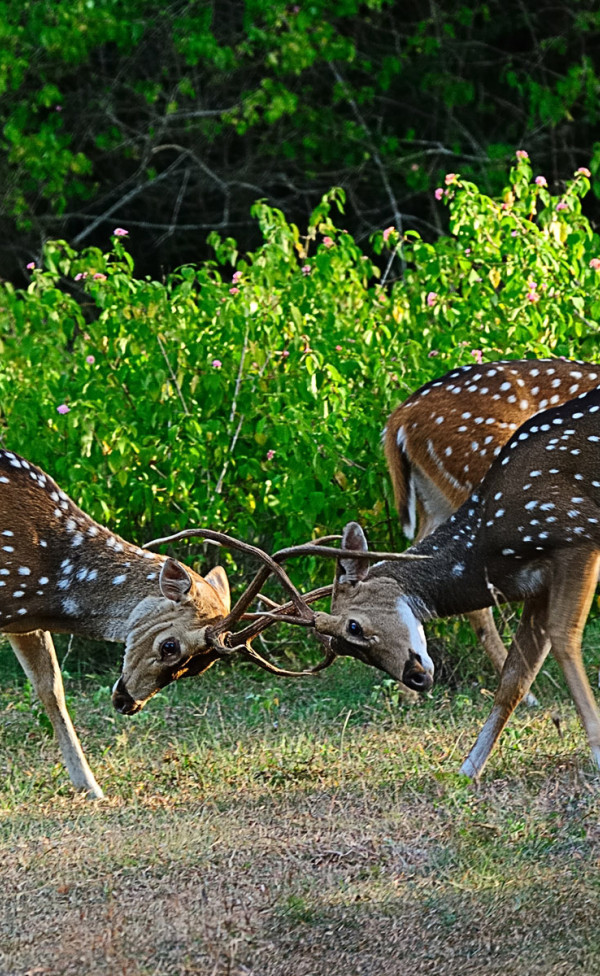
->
<box><xmin>314</xmin><ymin>384</ymin><xmax>600</xmax><ymax>776</ymax></box>
<box><xmin>0</xmin><ymin>449</ymin><xmax>233</xmax><ymax>799</ymax></box>
<box><xmin>383</xmin><ymin>358</ymin><xmax>600</xmax><ymax>683</ymax></box>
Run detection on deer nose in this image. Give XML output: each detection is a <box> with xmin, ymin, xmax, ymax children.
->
<box><xmin>402</xmin><ymin>654</ymin><xmax>433</xmax><ymax>693</ymax></box>
<box><xmin>112</xmin><ymin>677</ymin><xmax>142</xmax><ymax>715</ymax></box>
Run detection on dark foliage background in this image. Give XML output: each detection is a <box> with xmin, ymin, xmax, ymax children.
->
<box><xmin>2</xmin><ymin>0</ymin><xmax>600</xmax><ymax>282</ymax></box>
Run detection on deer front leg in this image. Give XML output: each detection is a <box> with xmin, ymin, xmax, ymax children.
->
<box><xmin>546</xmin><ymin>552</ymin><xmax>600</xmax><ymax>771</ymax></box>
<box><xmin>466</xmin><ymin>607</ymin><xmax>539</xmax><ymax>708</ymax></box>
<box><xmin>10</xmin><ymin>630</ymin><xmax>104</xmax><ymax>799</ymax></box>
<box><xmin>460</xmin><ymin>596</ymin><xmax>551</xmax><ymax>779</ymax></box>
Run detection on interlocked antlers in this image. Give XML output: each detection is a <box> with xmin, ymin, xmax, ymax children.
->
<box><xmin>144</xmin><ymin>527</ymin><xmax>425</xmax><ymax>677</ymax></box>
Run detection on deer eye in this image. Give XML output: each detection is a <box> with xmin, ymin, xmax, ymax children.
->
<box><xmin>159</xmin><ymin>638</ymin><xmax>181</xmax><ymax>661</ymax></box>
<box><xmin>347</xmin><ymin>619</ymin><xmax>363</xmax><ymax>639</ymax></box>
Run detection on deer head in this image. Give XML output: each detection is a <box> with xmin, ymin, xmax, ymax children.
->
<box><xmin>112</xmin><ymin>558</ymin><xmax>231</xmax><ymax>714</ymax></box>
<box><xmin>314</xmin><ymin>522</ymin><xmax>434</xmax><ymax>692</ymax></box>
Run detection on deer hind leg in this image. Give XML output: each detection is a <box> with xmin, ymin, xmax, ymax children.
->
<box><xmin>546</xmin><ymin>552</ymin><xmax>600</xmax><ymax>771</ymax></box>
<box><xmin>10</xmin><ymin>630</ymin><xmax>104</xmax><ymax>799</ymax></box>
<box><xmin>460</xmin><ymin>594</ymin><xmax>551</xmax><ymax>779</ymax></box>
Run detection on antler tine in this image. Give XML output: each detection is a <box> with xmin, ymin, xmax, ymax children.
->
<box><xmin>232</xmin><ymin>636</ymin><xmax>338</xmax><ymax>677</ymax></box>
<box><xmin>272</xmin><ymin>544</ymin><xmax>430</xmax><ymax>561</ymax></box>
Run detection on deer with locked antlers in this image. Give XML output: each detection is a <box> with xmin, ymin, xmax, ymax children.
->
<box><xmin>0</xmin><ymin>449</ymin><xmax>347</xmax><ymax>797</ymax></box>
<box><xmin>383</xmin><ymin>358</ymin><xmax>600</xmax><ymax>684</ymax></box>
<box><xmin>312</xmin><ymin>384</ymin><xmax>600</xmax><ymax>777</ymax></box>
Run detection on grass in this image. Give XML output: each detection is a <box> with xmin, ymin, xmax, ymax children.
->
<box><xmin>1</xmin><ymin>619</ymin><xmax>600</xmax><ymax>975</ymax></box>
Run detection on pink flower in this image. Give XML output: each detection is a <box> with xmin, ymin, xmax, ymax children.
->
<box><xmin>266</xmin><ymin>450</ymin><xmax>275</xmax><ymax>461</ymax></box>
<box><xmin>382</xmin><ymin>226</ymin><xmax>395</xmax><ymax>242</ymax></box>
<box><xmin>282</xmin><ymin>350</ymin><xmax>289</xmax><ymax>358</ymax></box>
<box><xmin>301</xmin><ymin>265</ymin><xmax>311</xmax><ymax>275</ymax></box>
<box><xmin>93</xmin><ymin>273</ymin><xmax>107</xmax><ymax>281</ymax></box>
<box><xmin>86</xmin><ymin>355</ymin><xmax>95</xmax><ymax>364</ymax></box>
<box><xmin>113</xmin><ymin>227</ymin><xmax>128</xmax><ymax>236</ymax></box>
<box><xmin>411</xmin><ymin>163</ymin><xmax>419</xmax><ymax>171</ymax></box>
<box><xmin>527</xmin><ymin>289</ymin><xmax>540</xmax><ymax>303</ymax></box>
<box><xmin>427</xmin><ymin>350</ymin><xmax>439</xmax><ymax>358</ymax></box>
<box><xmin>74</xmin><ymin>272</ymin><xmax>88</xmax><ymax>281</ymax></box>
<box><xmin>516</xmin><ymin>150</ymin><xmax>529</xmax><ymax>160</ymax></box>
<box><xmin>590</xmin><ymin>258</ymin><xmax>600</xmax><ymax>271</ymax></box>
<box><xmin>232</xmin><ymin>271</ymin><xmax>243</xmax><ymax>283</ymax></box>
<box><xmin>471</xmin><ymin>349</ymin><xmax>483</xmax><ymax>364</ymax></box>
<box><xmin>211</xmin><ymin>359</ymin><xmax>222</xmax><ymax>369</ymax></box>
<box><xmin>444</xmin><ymin>173</ymin><xmax>457</xmax><ymax>185</ymax></box>
<box><xmin>464</xmin><ymin>247</ymin><xmax>471</xmax><ymax>254</ymax></box>
<box><xmin>322</xmin><ymin>236</ymin><xmax>334</xmax><ymax>248</ymax></box>
<box><xmin>434</xmin><ymin>187</ymin><xmax>444</xmax><ymax>201</ymax></box>
<box><xmin>556</xmin><ymin>201</ymin><xmax>568</xmax><ymax>211</ymax></box>
<box><xmin>576</xmin><ymin>167</ymin><xmax>591</xmax><ymax>178</ymax></box>
<box><xmin>426</xmin><ymin>291</ymin><xmax>437</xmax><ymax>307</ymax></box>
<box><xmin>56</xmin><ymin>404</ymin><xmax>70</xmax><ymax>415</ymax></box>
<box><xmin>335</xmin><ymin>345</ymin><xmax>342</xmax><ymax>351</ymax></box>
<box><xmin>26</xmin><ymin>261</ymin><xmax>35</xmax><ymax>270</ymax></box>
<box><xmin>229</xmin><ymin>287</ymin><xmax>240</xmax><ymax>295</ymax></box>
<box><xmin>534</xmin><ymin>176</ymin><xmax>547</xmax><ymax>187</ymax></box>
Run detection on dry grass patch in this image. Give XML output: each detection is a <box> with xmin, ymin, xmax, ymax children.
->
<box><xmin>1</xmin><ymin>647</ymin><xmax>600</xmax><ymax>974</ymax></box>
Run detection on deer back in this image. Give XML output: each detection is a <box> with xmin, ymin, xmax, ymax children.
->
<box><xmin>384</xmin><ymin>359</ymin><xmax>600</xmax><ymax>538</ymax></box>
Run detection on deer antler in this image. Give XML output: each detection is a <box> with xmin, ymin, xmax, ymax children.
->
<box><xmin>143</xmin><ymin>527</ymin><xmax>424</xmax><ymax>678</ymax></box>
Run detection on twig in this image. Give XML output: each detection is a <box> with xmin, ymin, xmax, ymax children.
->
<box><xmin>156</xmin><ymin>334</ymin><xmax>190</xmax><ymax>416</ymax></box>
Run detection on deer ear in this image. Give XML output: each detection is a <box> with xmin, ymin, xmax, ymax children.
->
<box><xmin>159</xmin><ymin>557</ymin><xmax>193</xmax><ymax>602</ymax></box>
<box><xmin>337</xmin><ymin>521</ymin><xmax>370</xmax><ymax>584</ymax></box>
<box><xmin>204</xmin><ymin>565</ymin><xmax>231</xmax><ymax>613</ymax></box>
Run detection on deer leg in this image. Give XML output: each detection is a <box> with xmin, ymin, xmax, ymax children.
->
<box><xmin>10</xmin><ymin>630</ymin><xmax>104</xmax><ymax>799</ymax></box>
<box><xmin>466</xmin><ymin>608</ymin><xmax>539</xmax><ymax>708</ymax></box>
<box><xmin>460</xmin><ymin>595</ymin><xmax>551</xmax><ymax>779</ymax></box>
<box><xmin>546</xmin><ymin>552</ymin><xmax>600</xmax><ymax>771</ymax></box>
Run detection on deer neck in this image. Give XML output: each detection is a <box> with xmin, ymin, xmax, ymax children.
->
<box><xmin>369</xmin><ymin>495</ymin><xmax>494</xmax><ymax>618</ymax></box>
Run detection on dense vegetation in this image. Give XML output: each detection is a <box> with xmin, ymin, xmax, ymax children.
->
<box><xmin>2</xmin><ymin>0</ymin><xmax>600</xmax><ymax>281</ymax></box>
<box><xmin>1</xmin><ymin>157</ymin><xmax>599</xmax><ymax>586</ymax></box>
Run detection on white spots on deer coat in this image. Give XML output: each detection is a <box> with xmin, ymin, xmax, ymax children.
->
<box><xmin>2</xmin><ymin>546</ymin><xmax>14</xmax><ymax>553</ymax></box>
<box><xmin>112</xmin><ymin>574</ymin><xmax>127</xmax><ymax>585</ymax></box>
<box><xmin>18</xmin><ymin>567</ymin><xmax>31</xmax><ymax>576</ymax></box>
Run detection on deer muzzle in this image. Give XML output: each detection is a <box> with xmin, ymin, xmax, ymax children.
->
<box><xmin>112</xmin><ymin>677</ymin><xmax>143</xmax><ymax>715</ymax></box>
<box><xmin>402</xmin><ymin>654</ymin><xmax>433</xmax><ymax>693</ymax></box>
